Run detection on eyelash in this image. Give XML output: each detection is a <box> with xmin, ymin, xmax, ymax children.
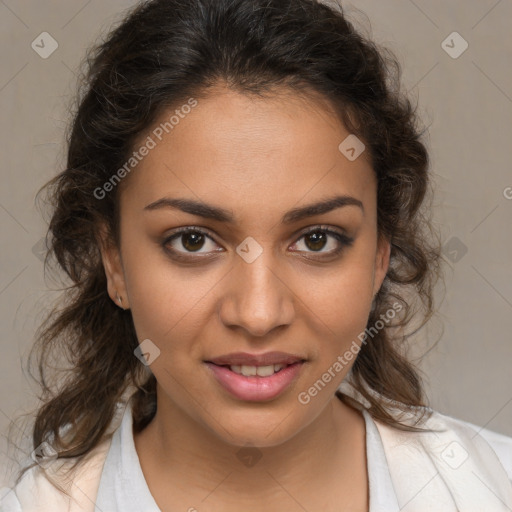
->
<box><xmin>161</xmin><ymin>225</ymin><xmax>354</xmax><ymax>262</ymax></box>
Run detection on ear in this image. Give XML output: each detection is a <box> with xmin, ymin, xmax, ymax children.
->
<box><xmin>97</xmin><ymin>222</ymin><xmax>130</xmax><ymax>310</ymax></box>
<box><xmin>372</xmin><ymin>233</ymin><xmax>391</xmax><ymax>297</ymax></box>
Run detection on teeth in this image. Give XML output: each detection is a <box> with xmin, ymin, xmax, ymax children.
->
<box><xmin>241</xmin><ymin>365</ymin><xmax>256</xmax><ymax>376</ymax></box>
<box><xmin>229</xmin><ymin>364</ymin><xmax>286</xmax><ymax>377</ymax></box>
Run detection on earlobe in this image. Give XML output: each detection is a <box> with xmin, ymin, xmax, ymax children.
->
<box><xmin>96</xmin><ymin>223</ymin><xmax>130</xmax><ymax>310</ymax></box>
<box><xmin>115</xmin><ymin>290</ymin><xmax>127</xmax><ymax>310</ymax></box>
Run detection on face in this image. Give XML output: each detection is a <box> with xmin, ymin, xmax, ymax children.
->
<box><xmin>100</xmin><ymin>86</ymin><xmax>390</xmax><ymax>448</ymax></box>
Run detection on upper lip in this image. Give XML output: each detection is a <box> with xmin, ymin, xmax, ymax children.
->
<box><xmin>205</xmin><ymin>351</ymin><xmax>306</xmax><ymax>366</ymax></box>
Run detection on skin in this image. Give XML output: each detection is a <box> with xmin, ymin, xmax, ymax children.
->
<box><xmin>99</xmin><ymin>84</ymin><xmax>390</xmax><ymax>511</ymax></box>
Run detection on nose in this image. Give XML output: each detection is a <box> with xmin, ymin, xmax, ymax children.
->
<box><xmin>218</xmin><ymin>250</ymin><xmax>296</xmax><ymax>338</ymax></box>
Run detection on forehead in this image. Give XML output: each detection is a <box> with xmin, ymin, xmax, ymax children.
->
<box><xmin>120</xmin><ymin>86</ymin><xmax>376</xmax><ymax>218</ymax></box>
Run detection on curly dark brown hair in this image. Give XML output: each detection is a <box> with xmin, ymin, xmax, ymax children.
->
<box><xmin>10</xmin><ymin>0</ymin><xmax>443</xmax><ymax>487</ymax></box>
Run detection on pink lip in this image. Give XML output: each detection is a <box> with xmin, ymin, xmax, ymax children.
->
<box><xmin>204</xmin><ymin>361</ymin><xmax>304</xmax><ymax>402</ymax></box>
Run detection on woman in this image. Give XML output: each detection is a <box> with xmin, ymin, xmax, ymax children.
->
<box><xmin>1</xmin><ymin>0</ymin><xmax>511</xmax><ymax>510</ymax></box>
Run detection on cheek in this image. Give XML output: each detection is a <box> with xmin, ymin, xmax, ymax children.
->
<box><xmin>121</xmin><ymin>240</ymin><xmax>220</xmax><ymax>355</ymax></box>
<box><xmin>314</xmin><ymin>276</ymin><xmax>372</xmax><ymax>351</ymax></box>
<box><xmin>309</xmin><ymin>247</ymin><xmax>376</xmax><ymax>350</ymax></box>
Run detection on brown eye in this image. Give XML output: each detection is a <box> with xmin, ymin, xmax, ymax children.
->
<box><xmin>180</xmin><ymin>231</ymin><xmax>206</xmax><ymax>252</ymax></box>
<box><xmin>163</xmin><ymin>228</ymin><xmax>221</xmax><ymax>258</ymax></box>
<box><xmin>161</xmin><ymin>225</ymin><xmax>354</xmax><ymax>262</ymax></box>
<box><xmin>292</xmin><ymin>227</ymin><xmax>354</xmax><ymax>257</ymax></box>
<box><xmin>304</xmin><ymin>230</ymin><xmax>329</xmax><ymax>251</ymax></box>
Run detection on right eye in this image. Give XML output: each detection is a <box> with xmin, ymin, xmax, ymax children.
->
<box><xmin>162</xmin><ymin>227</ymin><xmax>224</xmax><ymax>260</ymax></box>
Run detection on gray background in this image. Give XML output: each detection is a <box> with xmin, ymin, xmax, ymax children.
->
<box><xmin>1</xmin><ymin>0</ymin><xmax>511</xmax><ymax>486</ymax></box>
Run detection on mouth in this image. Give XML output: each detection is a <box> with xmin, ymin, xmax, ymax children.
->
<box><xmin>205</xmin><ymin>351</ymin><xmax>305</xmax><ymax>367</ymax></box>
<box><xmin>203</xmin><ymin>359</ymin><xmax>306</xmax><ymax>402</ymax></box>
<box><xmin>207</xmin><ymin>362</ymin><xmax>297</xmax><ymax>377</ymax></box>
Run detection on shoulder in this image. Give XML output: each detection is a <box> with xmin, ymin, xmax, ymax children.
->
<box><xmin>0</xmin><ymin>437</ymin><xmax>112</xmax><ymax>512</ymax></box>
<box><xmin>370</xmin><ymin>407</ymin><xmax>512</xmax><ymax>509</ymax></box>
<box><xmin>376</xmin><ymin>407</ymin><xmax>512</xmax><ymax>485</ymax></box>
<box><xmin>1</xmin><ymin>464</ymin><xmax>67</xmax><ymax>512</ymax></box>
<box><xmin>376</xmin><ymin>406</ymin><xmax>512</xmax><ymax>477</ymax></box>
<box><xmin>436</xmin><ymin>412</ymin><xmax>512</xmax><ymax>481</ymax></box>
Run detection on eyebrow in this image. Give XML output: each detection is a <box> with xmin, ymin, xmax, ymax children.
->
<box><xmin>143</xmin><ymin>194</ymin><xmax>364</xmax><ymax>224</ymax></box>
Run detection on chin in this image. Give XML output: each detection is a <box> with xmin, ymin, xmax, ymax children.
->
<box><xmin>217</xmin><ymin>426</ymin><xmax>298</xmax><ymax>449</ymax></box>
<box><xmin>205</xmin><ymin>405</ymin><xmax>311</xmax><ymax>449</ymax></box>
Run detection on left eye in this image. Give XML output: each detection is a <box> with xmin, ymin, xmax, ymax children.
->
<box><xmin>162</xmin><ymin>226</ymin><xmax>353</xmax><ymax>259</ymax></box>
<box><xmin>291</xmin><ymin>228</ymin><xmax>353</xmax><ymax>255</ymax></box>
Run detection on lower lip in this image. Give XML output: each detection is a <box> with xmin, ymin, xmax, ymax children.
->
<box><xmin>204</xmin><ymin>362</ymin><xmax>304</xmax><ymax>402</ymax></box>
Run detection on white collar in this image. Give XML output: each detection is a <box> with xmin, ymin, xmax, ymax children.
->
<box><xmin>95</xmin><ymin>396</ymin><xmax>399</xmax><ymax>511</ymax></box>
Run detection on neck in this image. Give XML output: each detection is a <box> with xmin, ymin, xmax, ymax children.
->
<box><xmin>133</xmin><ymin>389</ymin><xmax>367</xmax><ymax>509</ymax></box>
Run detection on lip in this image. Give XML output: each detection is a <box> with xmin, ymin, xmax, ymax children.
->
<box><xmin>205</xmin><ymin>351</ymin><xmax>305</xmax><ymax>366</ymax></box>
<box><xmin>204</xmin><ymin>360</ymin><xmax>305</xmax><ymax>402</ymax></box>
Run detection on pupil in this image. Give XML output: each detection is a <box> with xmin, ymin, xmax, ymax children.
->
<box><xmin>183</xmin><ymin>232</ymin><xmax>204</xmax><ymax>252</ymax></box>
<box><xmin>305</xmin><ymin>231</ymin><xmax>326</xmax><ymax>251</ymax></box>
